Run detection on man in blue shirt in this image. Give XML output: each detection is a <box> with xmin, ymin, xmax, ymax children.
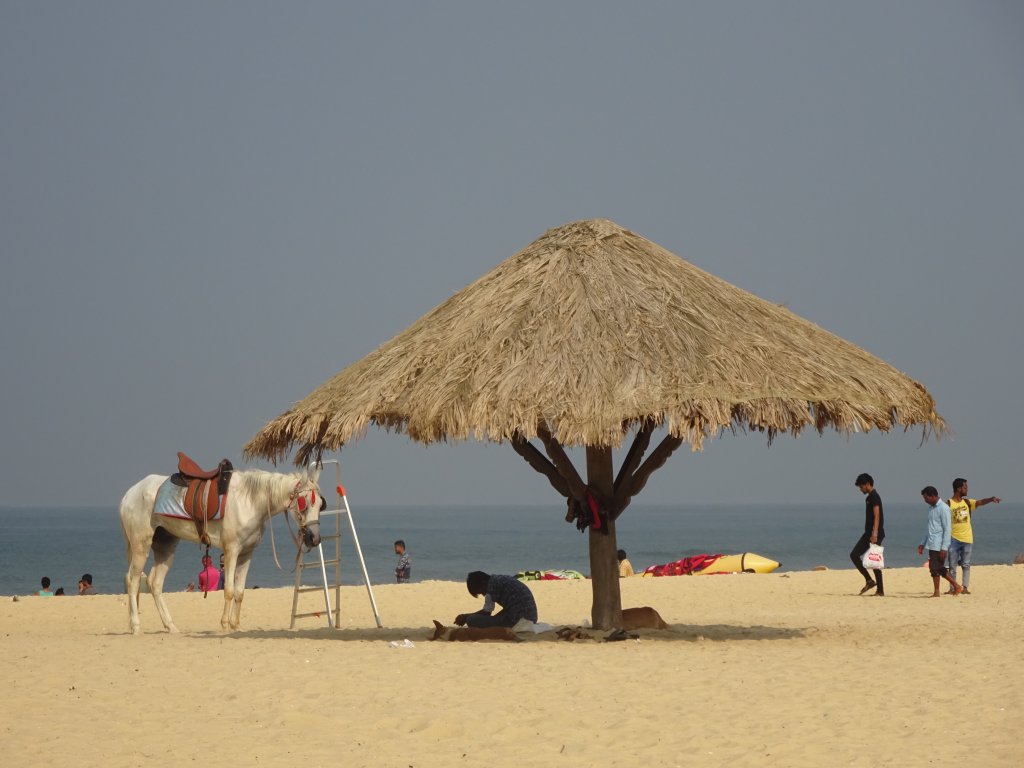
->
<box><xmin>917</xmin><ymin>486</ymin><xmax>963</xmax><ymax>597</ymax></box>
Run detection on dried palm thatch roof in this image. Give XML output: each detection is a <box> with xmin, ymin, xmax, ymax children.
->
<box><xmin>246</xmin><ymin>218</ymin><xmax>944</xmax><ymax>464</ymax></box>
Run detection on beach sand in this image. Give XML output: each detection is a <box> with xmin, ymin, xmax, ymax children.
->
<box><xmin>3</xmin><ymin>565</ymin><xmax>1022</xmax><ymax>767</ymax></box>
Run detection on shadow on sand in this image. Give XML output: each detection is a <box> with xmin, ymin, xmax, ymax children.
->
<box><xmin>191</xmin><ymin>621</ymin><xmax>809</xmax><ymax>644</ymax></box>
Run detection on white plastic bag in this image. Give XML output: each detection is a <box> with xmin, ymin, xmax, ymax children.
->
<box><xmin>862</xmin><ymin>543</ymin><xmax>885</xmax><ymax>570</ymax></box>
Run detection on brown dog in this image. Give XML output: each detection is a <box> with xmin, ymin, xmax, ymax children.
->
<box><xmin>620</xmin><ymin>606</ymin><xmax>670</xmax><ymax>630</ymax></box>
<box><xmin>429</xmin><ymin>619</ymin><xmax>520</xmax><ymax>642</ymax></box>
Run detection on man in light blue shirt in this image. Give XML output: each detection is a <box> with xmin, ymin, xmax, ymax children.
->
<box><xmin>916</xmin><ymin>486</ymin><xmax>963</xmax><ymax>597</ymax></box>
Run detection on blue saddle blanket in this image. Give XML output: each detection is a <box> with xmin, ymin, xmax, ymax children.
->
<box><xmin>154</xmin><ymin>478</ymin><xmax>224</xmax><ymax>520</ymax></box>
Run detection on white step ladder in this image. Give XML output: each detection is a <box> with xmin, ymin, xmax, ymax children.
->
<box><xmin>290</xmin><ymin>459</ymin><xmax>382</xmax><ymax>629</ymax></box>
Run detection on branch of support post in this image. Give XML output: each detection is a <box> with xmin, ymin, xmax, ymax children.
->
<box><xmin>613</xmin><ymin>421</ymin><xmax>654</xmax><ymax>497</ymax></box>
<box><xmin>536</xmin><ymin>424</ymin><xmax>588</xmax><ymax>502</ymax></box>
<box><xmin>612</xmin><ymin>433</ymin><xmax>684</xmax><ymax>518</ymax></box>
<box><xmin>511</xmin><ymin>427</ymin><xmax>611</xmax><ymax>532</ymax></box>
<box><xmin>509</xmin><ymin>424</ymin><xmax>681</xmax><ymax>526</ymax></box>
<box><xmin>510</xmin><ymin>433</ymin><xmax>571</xmax><ymax>499</ymax></box>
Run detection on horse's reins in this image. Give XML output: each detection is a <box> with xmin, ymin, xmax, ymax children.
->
<box><xmin>202</xmin><ymin>543</ymin><xmax>213</xmax><ymax>599</ymax></box>
<box><xmin>267</xmin><ymin>480</ymin><xmax>316</xmax><ymax>573</ymax></box>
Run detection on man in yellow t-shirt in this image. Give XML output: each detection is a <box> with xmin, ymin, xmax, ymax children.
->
<box><xmin>617</xmin><ymin>549</ymin><xmax>635</xmax><ymax>577</ymax></box>
<box><xmin>946</xmin><ymin>477</ymin><xmax>1002</xmax><ymax>594</ymax></box>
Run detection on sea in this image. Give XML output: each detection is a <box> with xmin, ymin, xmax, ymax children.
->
<box><xmin>2</xmin><ymin>502</ymin><xmax>1022</xmax><ymax>597</ymax></box>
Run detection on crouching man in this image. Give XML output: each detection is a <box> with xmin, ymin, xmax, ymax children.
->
<box><xmin>455</xmin><ymin>571</ymin><xmax>538</xmax><ymax>628</ymax></box>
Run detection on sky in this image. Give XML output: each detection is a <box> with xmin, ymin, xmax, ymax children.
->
<box><xmin>2</xmin><ymin>2</ymin><xmax>1022</xmax><ymax>510</ymax></box>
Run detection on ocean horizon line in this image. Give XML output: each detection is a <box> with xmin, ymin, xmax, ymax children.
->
<box><xmin>1</xmin><ymin>501</ymin><xmax>850</xmax><ymax>512</ymax></box>
<box><xmin>4</xmin><ymin>502</ymin><xmax>1021</xmax><ymax>598</ymax></box>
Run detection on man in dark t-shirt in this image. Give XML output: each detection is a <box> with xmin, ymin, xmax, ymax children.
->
<box><xmin>851</xmin><ymin>473</ymin><xmax>885</xmax><ymax>596</ymax></box>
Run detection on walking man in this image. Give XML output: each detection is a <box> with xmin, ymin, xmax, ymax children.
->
<box><xmin>851</xmin><ymin>473</ymin><xmax>885</xmax><ymax>596</ymax></box>
<box><xmin>946</xmin><ymin>477</ymin><xmax>1002</xmax><ymax>594</ymax></box>
<box><xmin>918</xmin><ymin>486</ymin><xmax>963</xmax><ymax>597</ymax></box>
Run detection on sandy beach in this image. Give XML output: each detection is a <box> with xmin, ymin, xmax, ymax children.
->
<box><xmin>3</xmin><ymin>565</ymin><xmax>1022</xmax><ymax>768</ymax></box>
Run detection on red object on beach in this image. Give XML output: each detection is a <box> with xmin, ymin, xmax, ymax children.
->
<box><xmin>643</xmin><ymin>554</ymin><xmax>724</xmax><ymax>577</ymax></box>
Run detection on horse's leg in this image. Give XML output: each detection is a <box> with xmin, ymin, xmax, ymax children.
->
<box><xmin>124</xmin><ymin>532</ymin><xmax>153</xmax><ymax>635</ymax></box>
<box><xmin>220</xmin><ymin>548</ymin><xmax>237</xmax><ymax>631</ymax></box>
<box><xmin>224</xmin><ymin>553</ymin><xmax>254</xmax><ymax>631</ymax></box>
<box><xmin>148</xmin><ymin>527</ymin><xmax>182</xmax><ymax>633</ymax></box>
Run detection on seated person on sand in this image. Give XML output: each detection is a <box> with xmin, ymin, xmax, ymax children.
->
<box><xmin>617</xmin><ymin>549</ymin><xmax>635</xmax><ymax>577</ymax></box>
<box><xmin>455</xmin><ymin>571</ymin><xmax>538</xmax><ymax>629</ymax></box>
<box><xmin>78</xmin><ymin>573</ymin><xmax>97</xmax><ymax>595</ymax></box>
<box><xmin>38</xmin><ymin>576</ymin><xmax>54</xmax><ymax>597</ymax></box>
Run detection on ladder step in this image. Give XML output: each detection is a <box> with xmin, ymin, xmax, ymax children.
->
<box><xmin>293</xmin><ymin>585</ymin><xmax>337</xmax><ymax>594</ymax></box>
<box><xmin>292</xmin><ymin>610</ymin><xmax>337</xmax><ymax>619</ymax></box>
<box><xmin>299</xmin><ymin>558</ymin><xmax>340</xmax><ymax>568</ymax></box>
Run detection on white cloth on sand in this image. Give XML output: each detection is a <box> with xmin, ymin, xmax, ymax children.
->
<box><xmin>512</xmin><ymin>618</ymin><xmax>553</xmax><ymax>634</ymax></box>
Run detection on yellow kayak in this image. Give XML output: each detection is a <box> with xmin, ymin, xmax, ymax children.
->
<box><xmin>695</xmin><ymin>553</ymin><xmax>780</xmax><ymax>574</ymax></box>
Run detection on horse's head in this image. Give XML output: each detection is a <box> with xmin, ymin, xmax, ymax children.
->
<box><xmin>287</xmin><ymin>466</ymin><xmax>323</xmax><ymax>549</ymax></box>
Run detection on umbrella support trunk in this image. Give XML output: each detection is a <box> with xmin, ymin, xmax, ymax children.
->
<box><xmin>587</xmin><ymin>445</ymin><xmax>621</xmax><ymax>630</ymax></box>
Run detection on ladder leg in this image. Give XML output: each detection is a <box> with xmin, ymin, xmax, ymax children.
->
<box><xmin>317</xmin><ymin>544</ymin><xmax>333</xmax><ymax>628</ymax></box>
<box><xmin>333</xmin><ymin>495</ymin><xmax>342</xmax><ymax>628</ymax></box>
<box><xmin>342</xmin><ymin>495</ymin><xmax>383</xmax><ymax>628</ymax></box>
<box><xmin>290</xmin><ymin>543</ymin><xmax>302</xmax><ymax>629</ymax></box>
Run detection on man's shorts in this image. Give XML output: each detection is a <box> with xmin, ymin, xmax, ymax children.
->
<box><xmin>928</xmin><ymin>549</ymin><xmax>949</xmax><ymax>577</ymax></box>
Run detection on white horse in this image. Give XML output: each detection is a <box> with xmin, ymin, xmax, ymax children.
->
<box><xmin>119</xmin><ymin>467</ymin><xmax>322</xmax><ymax>634</ymax></box>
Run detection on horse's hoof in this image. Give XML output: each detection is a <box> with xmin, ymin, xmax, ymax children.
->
<box><xmin>167</xmin><ymin>624</ymin><xmax>180</xmax><ymax>634</ymax></box>
<box><xmin>130</xmin><ymin>626</ymin><xmax>141</xmax><ymax>636</ymax></box>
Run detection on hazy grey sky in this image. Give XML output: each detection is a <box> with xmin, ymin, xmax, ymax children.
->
<box><xmin>2</xmin><ymin>2</ymin><xmax>1021</xmax><ymax>509</ymax></box>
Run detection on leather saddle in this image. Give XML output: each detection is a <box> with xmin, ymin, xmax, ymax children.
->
<box><xmin>170</xmin><ymin>452</ymin><xmax>233</xmax><ymax>545</ymax></box>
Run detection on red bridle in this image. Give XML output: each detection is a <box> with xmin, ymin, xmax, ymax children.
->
<box><xmin>296</xmin><ymin>488</ymin><xmax>317</xmax><ymax>513</ymax></box>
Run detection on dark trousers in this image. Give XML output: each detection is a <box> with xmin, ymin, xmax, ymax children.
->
<box><xmin>850</xmin><ymin>532</ymin><xmax>885</xmax><ymax>592</ymax></box>
<box><xmin>464</xmin><ymin>610</ymin><xmax>519</xmax><ymax>628</ymax></box>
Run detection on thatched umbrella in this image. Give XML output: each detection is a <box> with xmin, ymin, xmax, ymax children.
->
<box><xmin>245</xmin><ymin>218</ymin><xmax>944</xmax><ymax>628</ymax></box>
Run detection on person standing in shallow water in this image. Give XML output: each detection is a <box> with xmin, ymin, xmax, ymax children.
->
<box><xmin>851</xmin><ymin>473</ymin><xmax>885</xmax><ymax>596</ymax></box>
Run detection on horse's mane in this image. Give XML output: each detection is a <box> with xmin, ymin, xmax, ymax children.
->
<box><xmin>232</xmin><ymin>468</ymin><xmax>301</xmax><ymax>505</ymax></box>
